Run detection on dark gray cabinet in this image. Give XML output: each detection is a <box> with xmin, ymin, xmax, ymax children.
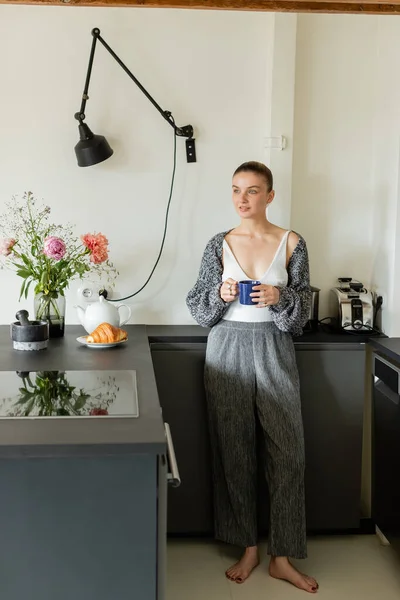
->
<box><xmin>0</xmin><ymin>454</ymin><xmax>160</xmax><ymax>600</ymax></box>
<box><xmin>151</xmin><ymin>343</ymin><xmax>213</xmax><ymax>535</ymax></box>
<box><xmin>151</xmin><ymin>341</ymin><xmax>365</xmax><ymax>535</ymax></box>
<box><xmin>297</xmin><ymin>347</ymin><xmax>365</xmax><ymax>530</ymax></box>
<box><xmin>372</xmin><ymin>352</ymin><xmax>400</xmax><ymax>552</ymax></box>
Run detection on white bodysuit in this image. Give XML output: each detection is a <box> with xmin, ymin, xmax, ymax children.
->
<box><xmin>222</xmin><ymin>230</ymin><xmax>290</xmax><ymax>323</ymax></box>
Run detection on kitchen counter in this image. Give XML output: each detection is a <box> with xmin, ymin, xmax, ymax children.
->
<box><xmin>1</xmin><ymin>321</ymin><xmax>378</xmax><ymax>460</ymax></box>
<box><xmin>0</xmin><ymin>321</ymin><xmax>379</xmax><ymax>458</ymax></box>
<box><xmin>147</xmin><ymin>324</ymin><xmax>386</xmax><ymax>346</ymax></box>
<box><xmin>0</xmin><ymin>324</ymin><xmax>165</xmax><ymax>457</ymax></box>
<box><xmin>369</xmin><ymin>337</ymin><xmax>400</xmax><ymax>364</ymax></box>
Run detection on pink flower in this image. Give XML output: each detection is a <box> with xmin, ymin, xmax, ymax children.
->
<box><xmin>90</xmin><ymin>407</ymin><xmax>108</xmax><ymax>416</ymax></box>
<box><xmin>81</xmin><ymin>232</ymin><xmax>109</xmax><ymax>264</ymax></box>
<box><xmin>0</xmin><ymin>238</ymin><xmax>16</xmax><ymax>256</ymax></box>
<box><xmin>43</xmin><ymin>236</ymin><xmax>66</xmax><ymax>261</ymax></box>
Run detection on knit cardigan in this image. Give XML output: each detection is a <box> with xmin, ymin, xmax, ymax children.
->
<box><xmin>186</xmin><ymin>231</ymin><xmax>312</xmax><ymax>337</ymax></box>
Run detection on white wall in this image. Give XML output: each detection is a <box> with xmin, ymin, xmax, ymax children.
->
<box><xmin>2</xmin><ymin>7</ymin><xmax>400</xmax><ymax>333</ymax></box>
<box><xmin>372</xmin><ymin>18</ymin><xmax>400</xmax><ymax>337</ymax></box>
<box><xmin>291</xmin><ymin>14</ymin><xmax>400</xmax><ymax>334</ymax></box>
<box><xmin>0</xmin><ymin>5</ymin><xmax>275</xmax><ymax>325</ymax></box>
<box><xmin>265</xmin><ymin>13</ymin><xmax>298</xmax><ymax>231</ymax></box>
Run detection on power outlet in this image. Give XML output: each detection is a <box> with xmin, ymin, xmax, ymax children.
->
<box><xmin>77</xmin><ymin>285</ymin><xmax>120</xmax><ymax>303</ymax></box>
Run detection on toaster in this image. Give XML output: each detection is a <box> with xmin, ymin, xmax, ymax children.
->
<box><xmin>330</xmin><ymin>278</ymin><xmax>374</xmax><ymax>332</ymax></box>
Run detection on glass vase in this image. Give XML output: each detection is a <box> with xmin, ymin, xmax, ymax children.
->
<box><xmin>34</xmin><ymin>291</ymin><xmax>66</xmax><ymax>338</ymax></box>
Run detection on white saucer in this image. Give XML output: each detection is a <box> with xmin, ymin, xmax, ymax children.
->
<box><xmin>76</xmin><ymin>336</ymin><xmax>128</xmax><ymax>349</ymax></box>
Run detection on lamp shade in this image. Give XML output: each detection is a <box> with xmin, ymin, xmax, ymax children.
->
<box><xmin>75</xmin><ymin>123</ymin><xmax>113</xmax><ymax>167</ymax></box>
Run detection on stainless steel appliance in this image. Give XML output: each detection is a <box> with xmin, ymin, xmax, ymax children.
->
<box><xmin>330</xmin><ymin>278</ymin><xmax>374</xmax><ymax>332</ymax></box>
<box><xmin>304</xmin><ymin>286</ymin><xmax>320</xmax><ymax>332</ymax></box>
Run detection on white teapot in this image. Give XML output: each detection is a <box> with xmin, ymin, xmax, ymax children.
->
<box><xmin>75</xmin><ymin>295</ymin><xmax>131</xmax><ymax>334</ymax></box>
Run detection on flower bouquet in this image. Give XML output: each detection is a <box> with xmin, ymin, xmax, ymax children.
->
<box><xmin>0</xmin><ymin>192</ymin><xmax>118</xmax><ymax>337</ymax></box>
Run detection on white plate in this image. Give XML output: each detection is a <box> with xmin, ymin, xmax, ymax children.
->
<box><xmin>76</xmin><ymin>336</ymin><xmax>128</xmax><ymax>349</ymax></box>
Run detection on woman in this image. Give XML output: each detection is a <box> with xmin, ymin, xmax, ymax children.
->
<box><xmin>186</xmin><ymin>161</ymin><xmax>318</xmax><ymax>593</ymax></box>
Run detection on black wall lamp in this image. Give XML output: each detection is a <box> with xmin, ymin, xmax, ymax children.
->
<box><xmin>74</xmin><ymin>28</ymin><xmax>197</xmax><ymax>167</ymax></box>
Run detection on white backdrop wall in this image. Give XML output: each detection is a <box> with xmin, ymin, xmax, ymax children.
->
<box><xmin>291</xmin><ymin>14</ymin><xmax>400</xmax><ymax>334</ymax></box>
<box><xmin>0</xmin><ymin>5</ymin><xmax>276</xmax><ymax>325</ymax></box>
<box><xmin>1</xmin><ymin>7</ymin><xmax>400</xmax><ymax>334</ymax></box>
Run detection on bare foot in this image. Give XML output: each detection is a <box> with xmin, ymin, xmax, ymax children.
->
<box><xmin>269</xmin><ymin>556</ymin><xmax>318</xmax><ymax>593</ymax></box>
<box><xmin>225</xmin><ymin>546</ymin><xmax>260</xmax><ymax>584</ymax></box>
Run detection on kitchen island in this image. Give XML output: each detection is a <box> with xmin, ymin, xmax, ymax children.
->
<box><xmin>0</xmin><ymin>325</ymin><xmax>167</xmax><ymax>600</ymax></box>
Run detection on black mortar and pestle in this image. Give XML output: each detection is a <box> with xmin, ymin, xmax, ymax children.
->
<box><xmin>10</xmin><ymin>310</ymin><xmax>49</xmax><ymax>351</ymax></box>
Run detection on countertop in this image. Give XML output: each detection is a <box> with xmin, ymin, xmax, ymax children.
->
<box><xmin>147</xmin><ymin>324</ymin><xmax>386</xmax><ymax>347</ymax></box>
<box><xmin>0</xmin><ymin>325</ymin><xmax>165</xmax><ymax>458</ymax></box>
<box><xmin>369</xmin><ymin>337</ymin><xmax>400</xmax><ymax>365</ymax></box>
<box><xmin>0</xmin><ymin>322</ymin><xmax>387</xmax><ymax>458</ymax></box>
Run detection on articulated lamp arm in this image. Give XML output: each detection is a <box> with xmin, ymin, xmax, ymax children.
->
<box><xmin>74</xmin><ymin>28</ymin><xmax>196</xmax><ymax>167</ymax></box>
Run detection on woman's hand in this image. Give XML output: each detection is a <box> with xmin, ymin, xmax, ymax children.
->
<box><xmin>250</xmin><ymin>284</ymin><xmax>280</xmax><ymax>308</ymax></box>
<box><xmin>220</xmin><ymin>278</ymin><xmax>238</xmax><ymax>303</ymax></box>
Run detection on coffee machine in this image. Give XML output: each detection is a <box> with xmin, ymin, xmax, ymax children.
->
<box><xmin>330</xmin><ymin>278</ymin><xmax>374</xmax><ymax>332</ymax></box>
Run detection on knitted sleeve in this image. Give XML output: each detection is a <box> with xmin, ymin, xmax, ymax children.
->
<box><xmin>269</xmin><ymin>236</ymin><xmax>312</xmax><ymax>337</ymax></box>
<box><xmin>186</xmin><ymin>233</ymin><xmax>229</xmax><ymax>328</ymax></box>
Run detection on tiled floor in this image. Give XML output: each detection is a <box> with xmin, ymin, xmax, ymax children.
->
<box><xmin>167</xmin><ymin>535</ymin><xmax>400</xmax><ymax>599</ymax></box>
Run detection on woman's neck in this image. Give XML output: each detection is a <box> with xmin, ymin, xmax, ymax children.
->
<box><xmin>236</xmin><ymin>217</ymin><xmax>273</xmax><ymax>237</ymax></box>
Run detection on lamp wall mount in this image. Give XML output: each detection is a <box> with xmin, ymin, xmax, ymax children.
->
<box><xmin>74</xmin><ymin>27</ymin><xmax>197</xmax><ymax>166</ymax></box>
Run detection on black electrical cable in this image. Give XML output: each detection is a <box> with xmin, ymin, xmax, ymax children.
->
<box><xmin>317</xmin><ymin>316</ymin><xmax>382</xmax><ymax>337</ymax></box>
<box><xmin>373</xmin><ymin>295</ymin><xmax>383</xmax><ymax>329</ymax></box>
<box><xmin>341</xmin><ymin>323</ymin><xmax>382</xmax><ymax>336</ymax></box>
<box><xmin>107</xmin><ymin>122</ymin><xmax>177</xmax><ymax>303</ymax></box>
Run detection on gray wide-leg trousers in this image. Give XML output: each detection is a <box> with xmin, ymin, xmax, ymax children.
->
<box><xmin>204</xmin><ymin>320</ymin><xmax>307</xmax><ymax>559</ymax></box>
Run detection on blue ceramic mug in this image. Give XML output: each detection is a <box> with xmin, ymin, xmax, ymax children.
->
<box><xmin>239</xmin><ymin>280</ymin><xmax>261</xmax><ymax>305</ymax></box>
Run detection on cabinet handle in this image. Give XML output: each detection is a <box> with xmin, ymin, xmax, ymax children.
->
<box><xmin>374</xmin><ymin>354</ymin><xmax>400</xmax><ymax>394</ymax></box>
<box><xmin>374</xmin><ymin>354</ymin><xmax>400</xmax><ymax>375</ymax></box>
<box><xmin>164</xmin><ymin>423</ymin><xmax>181</xmax><ymax>488</ymax></box>
<box><xmin>375</xmin><ymin>379</ymin><xmax>400</xmax><ymax>406</ymax></box>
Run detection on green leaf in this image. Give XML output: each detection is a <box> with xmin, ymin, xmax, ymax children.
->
<box><xmin>24</xmin><ymin>398</ymin><xmax>35</xmax><ymax>416</ymax></box>
<box><xmin>24</xmin><ymin>279</ymin><xmax>32</xmax><ymax>299</ymax></box>
<box><xmin>20</xmin><ymin>254</ymin><xmax>31</xmax><ymax>267</ymax></box>
<box><xmin>74</xmin><ymin>395</ymin><xmax>88</xmax><ymax>411</ymax></box>
<box><xmin>16</xmin><ymin>392</ymin><xmax>34</xmax><ymax>404</ymax></box>
<box><xmin>19</xmin><ymin>280</ymin><xmax>26</xmax><ymax>301</ymax></box>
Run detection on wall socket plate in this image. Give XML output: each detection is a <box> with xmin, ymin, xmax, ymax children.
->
<box><xmin>77</xmin><ymin>284</ymin><xmax>120</xmax><ymax>303</ymax></box>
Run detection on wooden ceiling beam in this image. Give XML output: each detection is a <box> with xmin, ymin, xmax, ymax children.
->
<box><xmin>2</xmin><ymin>0</ymin><xmax>400</xmax><ymax>15</ymax></box>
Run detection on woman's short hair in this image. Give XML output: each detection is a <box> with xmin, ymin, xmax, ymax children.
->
<box><xmin>233</xmin><ymin>161</ymin><xmax>273</xmax><ymax>192</ymax></box>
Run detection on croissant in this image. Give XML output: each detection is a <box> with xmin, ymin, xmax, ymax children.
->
<box><xmin>86</xmin><ymin>322</ymin><xmax>128</xmax><ymax>344</ymax></box>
